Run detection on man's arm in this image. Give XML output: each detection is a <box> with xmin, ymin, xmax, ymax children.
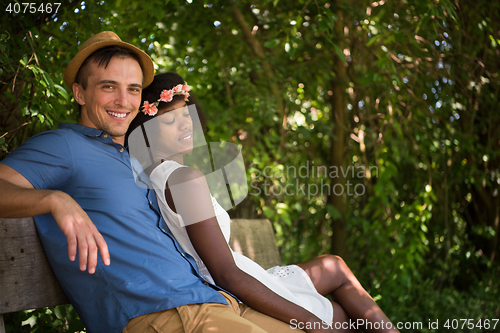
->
<box><xmin>0</xmin><ymin>163</ymin><xmax>110</xmax><ymax>274</ymax></box>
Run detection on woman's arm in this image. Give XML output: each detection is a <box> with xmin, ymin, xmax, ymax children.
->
<box><xmin>165</xmin><ymin>167</ymin><xmax>334</xmax><ymax>333</ymax></box>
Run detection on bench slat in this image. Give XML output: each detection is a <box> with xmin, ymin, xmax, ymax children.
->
<box><xmin>229</xmin><ymin>219</ymin><xmax>281</xmax><ymax>270</ymax></box>
<box><xmin>0</xmin><ymin>217</ymin><xmax>69</xmax><ymax>314</ymax></box>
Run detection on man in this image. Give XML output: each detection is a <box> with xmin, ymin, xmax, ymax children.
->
<box><xmin>0</xmin><ymin>32</ymin><xmax>323</xmax><ymax>333</ymax></box>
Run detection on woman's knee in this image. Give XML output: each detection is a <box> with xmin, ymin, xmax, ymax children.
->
<box><xmin>320</xmin><ymin>254</ymin><xmax>346</xmax><ymax>270</ymax></box>
<box><xmin>319</xmin><ymin>254</ymin><xmax>352</xmax><ymax>280</ymax></box>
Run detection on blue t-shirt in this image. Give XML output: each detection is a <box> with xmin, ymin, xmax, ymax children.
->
<box><xmin>1</xmin><ymin>123</ymin><xmax>227</xmax><ymax>333</ymax></box>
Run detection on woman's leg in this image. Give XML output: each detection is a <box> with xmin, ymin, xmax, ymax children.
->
<box><xmin>297</xmin><ymin>254</ymin><xmax>399</xmax><ymax>333</ymax></box>
<box><xmin>330</xmin><ymin>300</ymin><xmax>357</xmax><ymax>333</ymax></box>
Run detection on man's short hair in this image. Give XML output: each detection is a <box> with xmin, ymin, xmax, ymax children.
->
<box><xmin>75</xmin><ymin>45</ymin><xmax>141</xmax><ymax>90</ymax></box>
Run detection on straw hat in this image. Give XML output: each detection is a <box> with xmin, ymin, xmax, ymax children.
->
<box><xmin>63</xmin><ymin>31</ymin><xmax>154</xmax><ymax>88</ymax></box>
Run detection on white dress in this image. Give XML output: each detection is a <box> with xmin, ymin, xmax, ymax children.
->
<box><xmin>150</xmin><ymin>160</ymin><xmax>334</xmax><ymax>325</ymax></box>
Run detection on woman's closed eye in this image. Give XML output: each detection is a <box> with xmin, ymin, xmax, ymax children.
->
<box><xmin>160</xmin><ymin>114</ymin><xmax>175</xmax><ymax>124</ymax></box>
<box><xmin>165</xmin><ymin>114</ymin><xmax>190</xmax><ymax>125</ymax></box>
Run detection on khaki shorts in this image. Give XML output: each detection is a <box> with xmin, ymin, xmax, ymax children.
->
<box><xmin>123</xmin><ymin>291</ymin><xmax>305</xmax><ymax>333</ymax></box>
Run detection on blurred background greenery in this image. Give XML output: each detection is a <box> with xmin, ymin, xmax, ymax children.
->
<box><xmin>1</xmin><ymin>0</ymin><xmax>499</xmax><ymax>331</ymax></box>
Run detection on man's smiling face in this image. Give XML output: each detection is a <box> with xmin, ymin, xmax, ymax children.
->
<box><xmin>74</xmin><ymin>56</ymin><xmax>143</xmax><ymax>145</ymax></box>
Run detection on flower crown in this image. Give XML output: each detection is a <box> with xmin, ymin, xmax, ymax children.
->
<box><xmin>141</xmin><ymin>84</ymin><xmax>191</xmax><ymax>116</ymax></box>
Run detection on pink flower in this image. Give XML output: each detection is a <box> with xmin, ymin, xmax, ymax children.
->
<box><xmin>142</xmin><ymin>101</ymin><xmax>158</xmax><ymax>116</ymax></box>
<box><xmin>159</xmin><ymin>89</ymin><xmax>174</xmax><ymax>103</ymax></box>
<box><xmin>173</xmin><ymin>84</ymin><xmax>182</xmax><ymax>93</ymax></box>
<box><xmin>182</xmin><ymin>85</ymin><xmax>191</xmax><ymax>92</ymax></box>
<box><xmin>183</xmin><ymin>92</ymin><xmax>190</xmax><ymax>101</ymax></box>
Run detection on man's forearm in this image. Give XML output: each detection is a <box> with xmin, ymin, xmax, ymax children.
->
<box><xmin>0</xmin><ymin>177</ymin><xmax>57</xmax><ymax>218</ymax></box>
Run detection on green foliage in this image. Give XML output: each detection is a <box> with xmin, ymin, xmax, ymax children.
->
<box><xmin>1</xmin><ymin>0</ymin><xmax>499</xmax><ymax>331</ymax></box>
<box><xmin>0</xmin><ymin>2</ymin><xmax>82</xmax><ymax>159</ymax></box>
<box><xmin>4</xmin><ymin>305</ymin><xmax>84</xmax><ymax>333</ymax></box>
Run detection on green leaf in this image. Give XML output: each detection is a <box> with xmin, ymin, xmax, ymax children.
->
<box><xmin>318</xmin><ymin>19</ymin><xmax>330</xmax><ymax>34</ymax></box>
<box><xmin>264</xmin><ymin>39</ymin><xmax>280</xmax><ymax>48</ymax></box>
<box><xmin>333</xmin><ymin>43</ymin><xmax>345</xmax><ymax>63</ymax></box>
<box><xmin>324</xmin><ymin>10</ymin><xmax>337</xmax><ymax>24</ymax></box>
<box><xmin>54</xmin><ymin>305</ymin><xmax>66</xmax><ymax>320</ymax></box>
<box><xmin>276</xmin><ymin>202</ymin><xmax>288</xmax><ymax>210</ymax></box>
<box><xmin>21</xmin><ymin>315</ymin><xmax>37</xmax><ymax>328</ymax></box>
<box><xmin>41</xmin><ymin>70</ymin><xmax>55</xmax><ymax>91</ymax></box>
<box><xmin>326</xmin><ymin>204</ymin><xmax>342</xmax><ymax>220</ymax></box>
<box><xmin>54</xmin><ymin>84</ymin><xmax>69</xmax><ymax>100</ymax></box>
<box><xmin>262</xmin><ymin>206</ymin><xmax>275</xmax><ymax>219</ymax></box>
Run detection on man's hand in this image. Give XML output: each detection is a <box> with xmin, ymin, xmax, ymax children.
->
<box><xmin>0</xmin><ymin>164</ymin><xmax>109</xmax><ymax>274</ymax></box>
<box><xmin>49</xmin><ymin>191</ymin><xmax>110</xmax><ymax>274</ymax></box>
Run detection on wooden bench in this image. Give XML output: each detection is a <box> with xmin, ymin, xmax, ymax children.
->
<box><xmin>0</xmin><ymin>217</ymin><xmax>281</xmax><ymax>333</ymax></box>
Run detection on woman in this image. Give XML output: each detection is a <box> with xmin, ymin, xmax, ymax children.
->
<box><xmin>127</xmin><ymin>72</ymin><xmax>400</xmax><ymax>333</ymax></box>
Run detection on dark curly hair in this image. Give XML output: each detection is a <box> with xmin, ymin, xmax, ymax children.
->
<box><xmin>126</xmin><ymin>72</ymin><xmax>206</xmax><ymax>141</ymax></box>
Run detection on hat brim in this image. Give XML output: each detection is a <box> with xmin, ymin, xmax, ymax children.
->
<box><xmin>64</xmin><ymin>40</ymin><xmax>154</xmax><ymax>89</ymax></box>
